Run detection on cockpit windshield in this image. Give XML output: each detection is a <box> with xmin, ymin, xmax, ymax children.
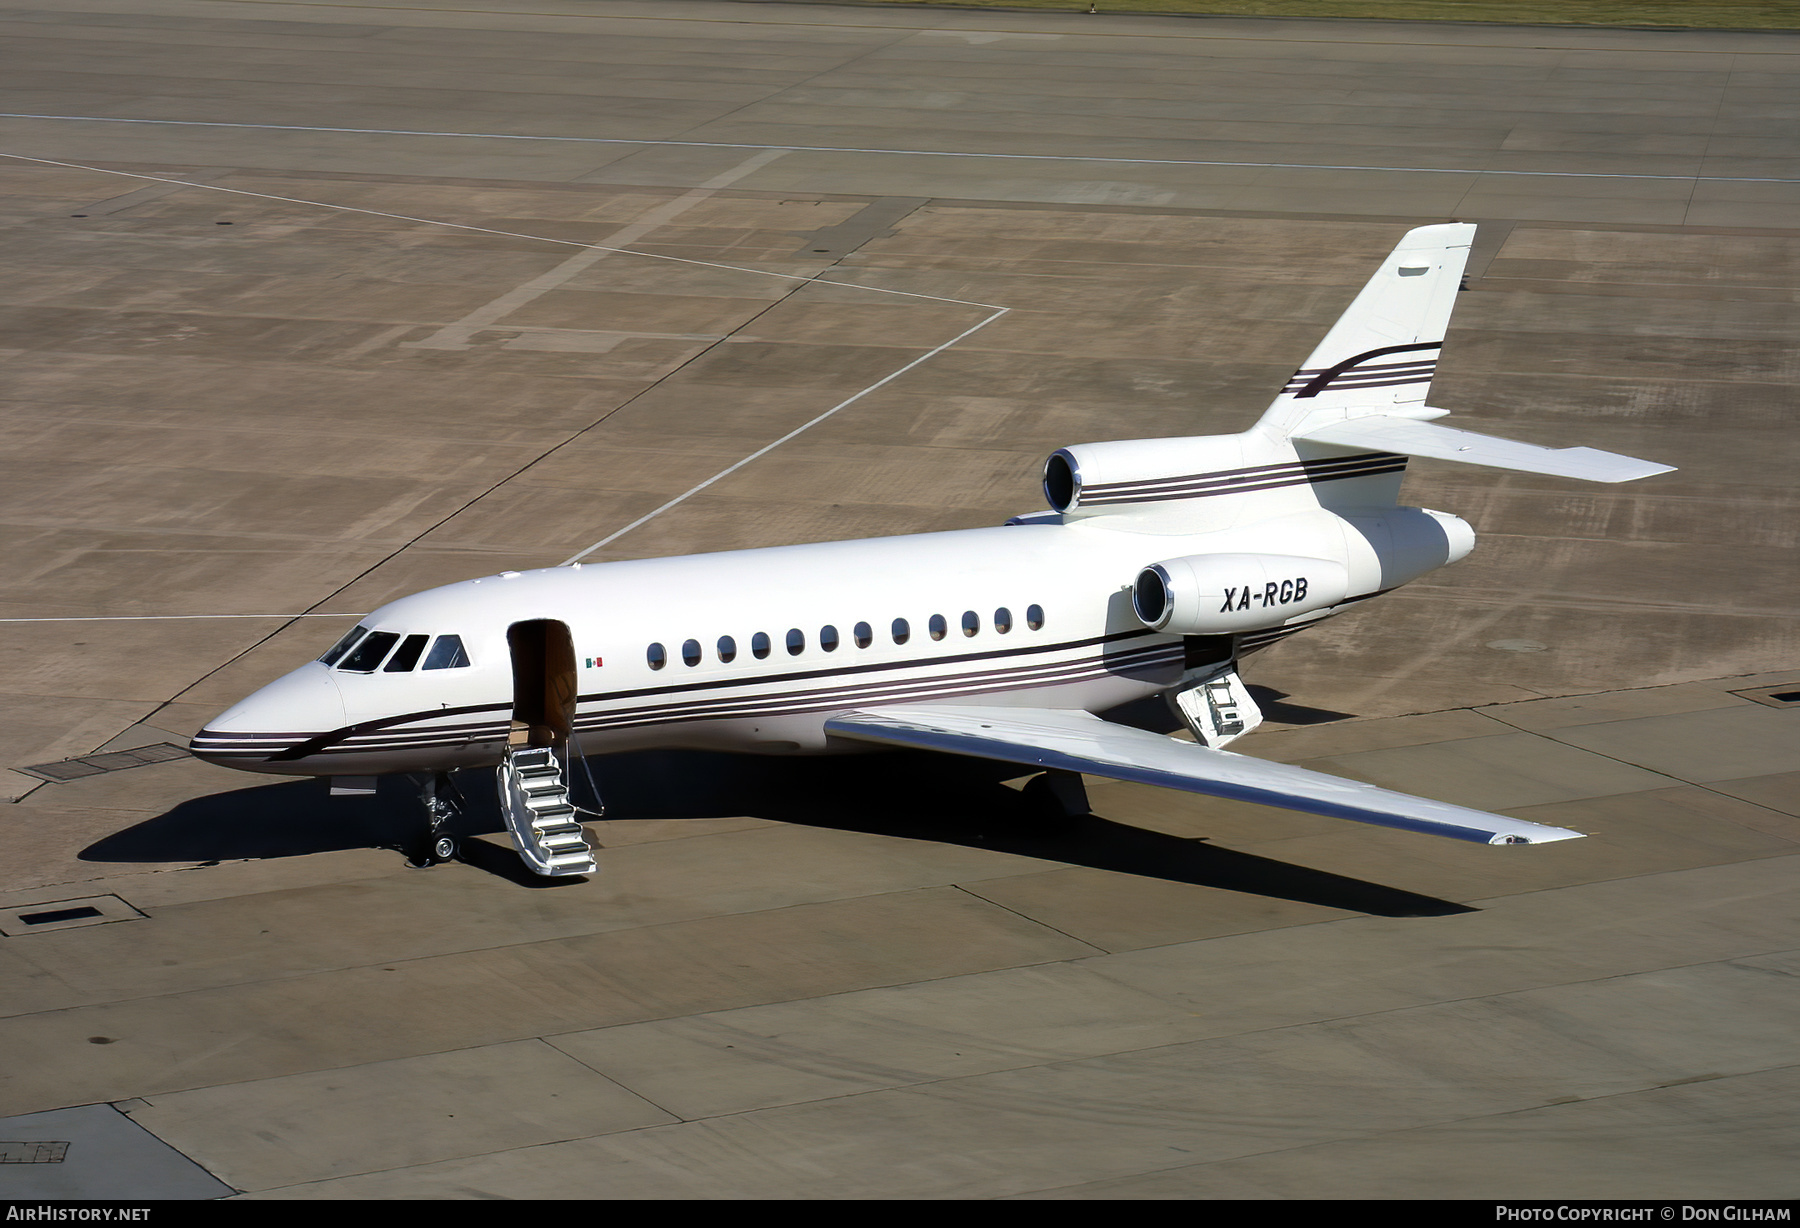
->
<box><xmin>383</xmin><ymin>634</ymin><xmax>429</xmax><ymax>673</ymax></box>
<box><xmin>319</xmin><ymin>625</ymin><xmax>368</xmax><ymax>667</ymax></box>
<box><xmin>422</xmin><ymin>635</ymin><xmax>469</xmax><ymax>669</ymax></box>
<box><xmin>323</xmin><ymin>627</ymin><xmax>470</xmax><ymax>673</ymax></box>
<box><xmin>338</xmin><ymin>631</ymin><xmax>400</xmax><ymax>673</ymax></box>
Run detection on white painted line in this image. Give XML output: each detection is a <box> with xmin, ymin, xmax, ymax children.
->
<box><xmin>0</xmin><ymin>152</ymin><xmax>1006</xmax><ymax>311</ymax></box>
<box><xmin>3</xmin><ymin>113</ymin><xmax>1796</xmax><ymax>184</ymax></box>
<box><xmin>407</xmin><ymin>148</ymin><xmax>790</xmax><ymax>350</ymax></box>
<box><xmin>0</xmin><ymin>150</ymin><xmax>1012</xmax><ymax>559</ymax></box>
<box><xmin>560</xmin><ymin>305</ymin><xmax>1010</xmax><ymax>565</ymax></box>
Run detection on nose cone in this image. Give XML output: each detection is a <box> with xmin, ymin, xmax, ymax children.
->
<box><xmin>190</xmin><ymin>665</ymin><xmax>346</xmax><ymax>771</ymax></box>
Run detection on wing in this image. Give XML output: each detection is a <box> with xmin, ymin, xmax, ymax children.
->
<box><xmin>824</xmin><ymin>706</ymin><xmax>1584</xmax><ymax>846</ymax></box>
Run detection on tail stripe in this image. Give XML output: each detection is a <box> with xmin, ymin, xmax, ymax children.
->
<box><xmin>1079</xmin><ymin>452</ymin><xmax>1406</xmax><ymax>507</ymax></box>
<box><xmin>1284</xmin><ymin>342</ymin><xmax>1442</xmax><ymax>399</ymax></box>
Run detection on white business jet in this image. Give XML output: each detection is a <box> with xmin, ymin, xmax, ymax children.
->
<box><xmin>192</xmin><ymin>223</ymin><xmax>1672</xmax><ymax>875</ymax></box>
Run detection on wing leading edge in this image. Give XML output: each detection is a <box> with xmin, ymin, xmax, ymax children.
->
<box><xmin>825</xmin><ymin>707</ymin><xmax>1584</xmax><ymax>846</ymax></box>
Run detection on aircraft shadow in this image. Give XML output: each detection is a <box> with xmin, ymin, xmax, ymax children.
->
<box><xmin>1245</xmin><ymin>685</ymin><xmax>1357</xmax><ymax>726</ymax></box>
<box><xmin>86</xmin><ymin>748</ymin><xmax>1468</xmax><ymax>917</ymax></box>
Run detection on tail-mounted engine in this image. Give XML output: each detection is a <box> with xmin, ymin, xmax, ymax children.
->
<box><xmin>1132</xmin><ymin>554</ymin><xmax>1350</xmax><ymax>634</ymax></box>
<box><xmin>1045</xmin><ymin>437</ymin><xmax>1254</xmax><ymax>513</ymax></box>
<box><xmin>1043</xmin><ymin>435</ymin><xmax>1408</xmax><ymax>518</ymax></box>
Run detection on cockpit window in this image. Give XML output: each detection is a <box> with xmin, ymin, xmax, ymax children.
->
<box><xmin>339</xmin><ymin>631</ymin><xmax>399</xmax><ymax>673</ymax></box>
<box><xmin>422</xmin><ymin>634</ymin><xmax>471</xmax><ymax>670</ymax></box>
<box><xmin>319</xmin><ymin>625</ymin><xmax>368</xmax><ymax>667</ymax></box>
<box><xmin>384</xmin><ymin>634</ymin><xmax>429</xmax><ymax>673</ymax></box>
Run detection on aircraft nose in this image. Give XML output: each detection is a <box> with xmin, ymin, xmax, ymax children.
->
<box><xmin>190</xmin><ymin>666</ymin><xmax>346</xmax><ymax>769</ymax></box>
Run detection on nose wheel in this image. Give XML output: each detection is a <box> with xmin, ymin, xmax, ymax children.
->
<box><xmin>409</xmin><ymin>771</ymin><xmax>465</xmax><ymax>868</ymax></box>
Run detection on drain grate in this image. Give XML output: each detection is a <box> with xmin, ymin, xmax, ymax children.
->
<box><xmin>17</xmin><ymin>742</ymin><xmax>189</xmax><ymax>783</ymax></box>
<box><xmin>0</xmin><ymin>1141</ymin><xmax>68</xmax><ymax>1164</ymax></box>
<box><xmin>0</xmin><ymin>895</ymin><xmax>146</xmax><ymax>937</ymax></box>
<box><xmin>18</xmin><ymin>906</ymin><xmax>102</xmax><ymax>925</ymax></box>
<box><xmin>1729</xmin><ymin>684</ymin><xmax>1800</xmax><ymax>709</ymax></box>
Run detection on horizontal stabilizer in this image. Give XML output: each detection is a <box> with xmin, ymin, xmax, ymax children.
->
<box><xmin>1296</xmin><ymin>414</ymin><xmax>1675</xmax><ymax>483</ymax></box>
<box><xmin>826</xmin><ymin>706</ymin><xmax>1584</xmax><ymax>846</ymax></box>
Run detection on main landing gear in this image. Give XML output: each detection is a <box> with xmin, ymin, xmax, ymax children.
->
<box><xmin>1021</xmin><ymin>768</ymin><xmax>1091</xmax><ymax>821</ymax></box>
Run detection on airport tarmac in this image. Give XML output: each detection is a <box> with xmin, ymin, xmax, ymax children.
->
<box><xmin>0</xmin><ymin>0</ymin><xmax>1796</xmax><ymax>1200</ymax></box>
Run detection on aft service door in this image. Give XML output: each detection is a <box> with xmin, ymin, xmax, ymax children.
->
<box><xmin>507</xmin><ymin>619</ymin><xmax>577</xmax><ymax>750</ymax></box>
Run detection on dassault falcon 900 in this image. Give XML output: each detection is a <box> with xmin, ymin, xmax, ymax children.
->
<box><xmin>192</xmin><ymin>224</ymin><xmax>1673</xmax><ymax>876</ymax></box>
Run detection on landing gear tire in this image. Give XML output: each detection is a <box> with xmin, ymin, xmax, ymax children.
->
<box><xmin>431</xmin><ymin>834</ymin><xmax>458</xmax><ymax>862</ymax></box>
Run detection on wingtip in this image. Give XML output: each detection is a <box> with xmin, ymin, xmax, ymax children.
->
<box><xmin>1490</xmin><ymin>828</ymin><xmax>1586</xmax><ymax>845</ymax></box>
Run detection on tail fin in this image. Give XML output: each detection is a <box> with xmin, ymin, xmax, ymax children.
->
<box><xmin>1257</xmin><ymin>222</ymin><xmax>1473</xmax><ymax>441</ymax></box>
<box><xmin>1254</xmin><ymin>222</ymin><xmax>1674</xmax><ymax>486</ymax></box>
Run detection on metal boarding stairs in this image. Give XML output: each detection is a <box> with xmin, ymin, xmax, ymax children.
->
<box><xmin>1169</xmin><ymin>662</ymin><xmax>1263</xmax><ymax>749</ymax></box>
<box><xmin>497</xmin><ymin>744</ymin><xmax>597</xmax><ymax>876</ymax></box>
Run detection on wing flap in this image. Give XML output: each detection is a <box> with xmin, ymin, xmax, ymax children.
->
<box><xmin>826</xmin><ymin>706</ymin><xmax>1584</xmax><ymax>846</ymax></box>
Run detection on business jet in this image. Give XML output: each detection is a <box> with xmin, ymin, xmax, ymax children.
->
<box><xmin>191</xmin><ymin>223</ymin><xmax>1672</xmax><ymax>876</ymax></box>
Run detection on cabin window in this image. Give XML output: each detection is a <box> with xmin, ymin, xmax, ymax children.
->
<box><xmin>961</xmin><ymin>610</ymin><xmax>980</xmax><ymax>637</ymax></box>
<box><xmin>423</xmin><ymin>635</ymin><xmax>471</xmax><ymax>669</ymax></box>
<box><xmin>928</xmin><ymin>614</ymin><xmax>947</xmax><ymax>642</ymax></box>
<box><xmin>682</xmin><ymin>639</ymin><xmax>702</xmax><ymax>667</ymax></box>
<box><xmin>853</xmin><ymin>622</ymin><xmax>872</xmax><ymax>649</ymax></box>
<box><xmin>647</xmin><ymin>642</ymin><xmax>667</xmax><ymax>671</ymax></box>
<box><xmin>752</xmin><ymin>632</ymin><xmax>771</xmax><ymax>660</ymax></box>
<box><xmin>892</xmin><ymin>618</ymin><xmax>910</xmax><ymax>645</ymax></box>
<box><xmin>319</xmin><ymin>625</ymin><xmax>368</xmax><ymax>667</ymax></box>
<box><xmin>384</xmin><ymin>634</ymin><xmax>429</xmax><ymax>672</ymax></box>
<box><xmin>786</xmin><ymin>628</ymin><xmax>805</xmax><ymax>656</ymax></box>
<box><xmin>820</xmin><ymin>625</ymin><xmax>840</xmax><ymax>652</ymax></box>
<box><xmin>994</xmin><ymin>607</ymin><xmax>1013</xmax><ymax>634</ymax></box>
<box><xmin>1027</xmin><ymin>605</ymin><xmax>1045</xmax><ymax>631</ymax></box>
<box><xmin>339</xmin><ymin>631</ymin><xmax>399</xmax><ymax>673</ymax></box>
<box><xmin>718</xmin><ymin>635</ymin><xmax>737</xmax><ymax>663</ymax></box>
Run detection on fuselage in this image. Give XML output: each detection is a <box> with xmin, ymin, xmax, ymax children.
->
<box><xmin>191</xmin><ymin>500</ymin><xmax>1447</xmax><ymax>778</ymax></box>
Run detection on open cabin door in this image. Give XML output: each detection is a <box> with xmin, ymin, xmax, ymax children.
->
<box><xmin>507</xmin><ymin>619</ymin><xmax>577</xmax><ymax>749</ymax></box>
<box><xmin>497</xmin><ymin>619</ymin><xmax>595</xmax><ymax>876</ymax></box>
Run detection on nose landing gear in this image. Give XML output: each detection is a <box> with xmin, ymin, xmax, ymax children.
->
<box><xmin>409</xmin><ymin>771</ymin><xmax>465</xmax><ymax>868</ymax></box>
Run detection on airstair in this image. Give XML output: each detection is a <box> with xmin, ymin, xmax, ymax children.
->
<box><xmin>1169</xmin><ymin>664</ymin><xmax>1263</xmax><ymax>749</ymax></box>
<box><xmin>497</xmin><ymin>745</ymin><xmax>596</xmax><ymax>876</ymax></box>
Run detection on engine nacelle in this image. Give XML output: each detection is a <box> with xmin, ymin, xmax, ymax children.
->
<box><xmin>1132</xmin><ymin>553</ymin><xmax>1351</xmax><ymax>634</ymax></box>
<box><xmin>1044</xmin><ymin>436</ymin><xmax>1252</xmax><ymax>513</ymax></box>
<box><xmin>1340</xmin><ymin>507</ymin><xmax>1475</xmax><ymax>588</ymax></box>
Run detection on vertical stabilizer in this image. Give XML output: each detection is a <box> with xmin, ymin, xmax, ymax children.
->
<box><xmin>1257</xmin><ymin>223</ymin><xmax>1475</xmax><ymax>441</ymax></box>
